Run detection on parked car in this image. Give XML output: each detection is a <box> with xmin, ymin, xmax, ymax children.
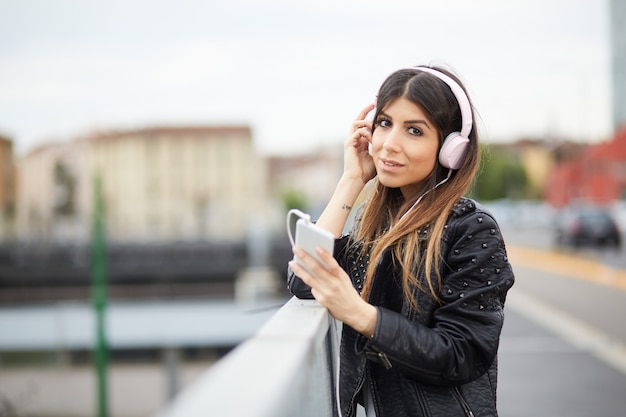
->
<box><xmin>555</xmin><ymin>206</ymin><xmax>622</xmax><ymax>249</ymax></box>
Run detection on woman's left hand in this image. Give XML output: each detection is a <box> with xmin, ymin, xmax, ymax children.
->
<box><xmin>289</xmin><ymin>246</ymin><xmax>377</xmax><ymax>337</ymax></box>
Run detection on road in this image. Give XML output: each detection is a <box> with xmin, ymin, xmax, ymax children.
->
<box><xmin>497</xmin><ymin>225</ymin><xmax>626</xmax><ymax>416</ymax></box>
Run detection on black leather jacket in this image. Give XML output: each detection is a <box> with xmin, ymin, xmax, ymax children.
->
<box><xmin>288</xmin><ymin>198</ymin><xmax>514</xmax><ymax>417</ymax></box>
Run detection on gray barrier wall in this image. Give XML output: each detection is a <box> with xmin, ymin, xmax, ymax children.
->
<box><xmin>156</xmin><ymin>297</ymin><xmax>339</xmax><ymax>417</ymax></box>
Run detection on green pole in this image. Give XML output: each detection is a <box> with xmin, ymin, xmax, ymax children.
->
<box><xmin>92</xmin><ymin>174</ymin><xmax>109</xmax><ymax>417</ymax></box>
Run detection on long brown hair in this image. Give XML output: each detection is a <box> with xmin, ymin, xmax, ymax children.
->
<box><xmin>354</xmin><ymin>66</ymin><xmax>480</xmax><ymax>311</ymax></box>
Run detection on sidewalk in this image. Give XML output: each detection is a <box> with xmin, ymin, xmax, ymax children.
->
<box><xmin>498</xmin><ymin>267</ymin><xmax>626</xmax><ymax>416</ymax></box>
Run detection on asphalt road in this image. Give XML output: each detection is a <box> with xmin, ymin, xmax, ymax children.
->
<box><xmin>497</xmin><ymin>226</ymin><xmax>626</xmax><ymax>417</ymax></box>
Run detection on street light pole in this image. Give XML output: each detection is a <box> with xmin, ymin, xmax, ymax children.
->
<box><xmin>92</xmin><ymin>174</ymin><xmax>109</xmax><ymax>417</ymax></box>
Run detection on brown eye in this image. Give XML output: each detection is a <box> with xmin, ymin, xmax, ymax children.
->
<box><xmin>408</xmin><ymin>126</ymin><xmax>423</xmax><ymax>136</ymax></box>
<box><xmin>377</xmin><ymin>118</ymin><xmax>391</xmax><ymax>128</ymax></box>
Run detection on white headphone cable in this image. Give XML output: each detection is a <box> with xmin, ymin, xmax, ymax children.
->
<box><xmin>399</xmin><ymin>169</ymin><xmax>452</xmax><ymax>222</ymax></box>
<box><xmin>286</xmin><ymin>208</ymin><xmax>311</xmax><ymax>248</ymax></box>
<box><xmin>332</xmin><ymin>317</ymin><xmax>344</xmax><ymax>417</ymax></box>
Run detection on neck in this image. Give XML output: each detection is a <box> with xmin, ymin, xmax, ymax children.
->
<box><xmin>398</xmin><ymin>169</ymin><xmax>453</xmax><ymax>223</ymax></box>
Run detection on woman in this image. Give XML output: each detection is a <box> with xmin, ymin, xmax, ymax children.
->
<box><xmin>288</xmin><ymin>66</ymin><xmax>514</xmax><ymax>417</ymax></box>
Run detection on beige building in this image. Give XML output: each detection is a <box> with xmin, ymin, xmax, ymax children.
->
<box><xmin>16</xmin><ymin>140</ymin><xmax>84</xmax><ymax>242</ymax></box>
<box><xmin>517</xmin><ymin>141</ymin><xmax>555</xmax><ymax>194</ymax></box>
<box><xmin>16</xmin><ymin>126</ymin><xmax>268</xmax><ymax>243</ymax></box>
<box><xmin>0</xmin><ymin>135</ymin><xmax>16</xmax><ymax>240</ymax></box>
<box><xmin>268</xmin><ymin>145</ymin><xmax>343</xmax><ymax>216</ymax></box>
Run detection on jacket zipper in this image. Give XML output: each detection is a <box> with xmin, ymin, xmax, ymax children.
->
<box><xmin>451</xmin><ymin>386</ymin><xmax>475</xmax><ymax>417</ymax></box>
<box><xmin>364</xmin><ymin>251</ymin><xmax>398</xmax><ymax>373</ymax></box>
<box><xmin>371</xmin><ymin>349</ymin><xmax>475</xmax><ymax>417</ymax></box>
<box><xmin>413</xmin><ymin>383</ymin><xmax>431</xmax><ymax>417</ymax></box>
<box><xmin>368</xmin><ymin>344</ymin><xmax>446</xmax><ymax>379</ymax></box>
<box><xmin>368</xmin><ymin>345</ymin><xmax>393</xmax><ymax>369</ymax></box>
<box><xmin>347</xmin><ymin>372</ymin><xmax>366</xmax><ymax>417</ymax></box>
<box><xmin>378</xmin><ymin>351</ymin><xmax>392</xmax><ymax>369</ymax></box>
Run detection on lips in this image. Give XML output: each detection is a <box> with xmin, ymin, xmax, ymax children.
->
<box><xmin>379</xmin><ymin>157</ymin><xmax>404</xmax><ymax>171</ymax></box>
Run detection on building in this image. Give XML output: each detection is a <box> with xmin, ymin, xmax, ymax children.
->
<box><xmin>15</xmin><ymin>140</ymin><xmax>83</xmax><ymax>242</ymax></box>
<box><xmin>545</xmin><ymin>128</ymin><xmax>626</xmax><ymax>207</ymax></box>
<box><xmin>0</xmin><ymin>135</ymin><xmax>15</xmax><ymax>240</ymax></box>
<box><xmin>611</xmin><ymin>0</ymin><xmax>626</xmax><ymax>130</ymax></box>
<box><xmin>267</xmin><ymin>145</ymin><xmax>343</xmax><ymax>217</ymax></box>
<box><xmin>15</xmin><ymin>126</ymin><xmax>268</xmax><ymax>243</ymax></box>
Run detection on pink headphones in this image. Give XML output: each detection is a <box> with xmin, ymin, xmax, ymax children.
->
<box><xmin>368</xmin><ymin>66</ymin><xmax>473</xmax><ymax>170</ymax></box>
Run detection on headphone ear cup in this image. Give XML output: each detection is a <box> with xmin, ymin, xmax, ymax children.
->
<box><xmin>439</xmin><ymin>133</ymin><xmax>470</xmax><ymax>170</ymax></box>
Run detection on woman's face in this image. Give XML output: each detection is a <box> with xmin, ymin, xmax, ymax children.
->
<box><xmin>371</xmin><ymin>97</ymin><xmax>440</xmax><ymax>199</ymax></box>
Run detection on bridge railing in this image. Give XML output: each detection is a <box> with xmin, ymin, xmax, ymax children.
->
<box><xmin>155</xmin><ymin>297</ymin><xmax>339</xmax><ymax>417</ymax></box>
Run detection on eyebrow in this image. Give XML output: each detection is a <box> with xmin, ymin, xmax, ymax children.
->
<box><xmin>379</xmin><ymin>111</ymin><xmax>432</xmax><ymax>131</ymax></box>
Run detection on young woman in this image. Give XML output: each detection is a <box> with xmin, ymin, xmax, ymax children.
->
<box><xmin>287</xmin><ymin>66</ymin><xmax>514</xmax><ymax>417</ymax></box>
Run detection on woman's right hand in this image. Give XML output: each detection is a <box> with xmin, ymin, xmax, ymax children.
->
<box><xmin>314</xmin><ymin>104</ymin><xmax>378</xmax><ymax>238</ymax></box>
<box><xmin>343</xmin><ymin>104</ymin><xmax>377</xmax><ymax>186</ymax></box>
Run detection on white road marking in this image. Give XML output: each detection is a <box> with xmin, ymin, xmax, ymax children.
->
<box><xmin>506</xmin><ymin>288</ymin><xmax>626</xmax><ymax>375</ymax></box>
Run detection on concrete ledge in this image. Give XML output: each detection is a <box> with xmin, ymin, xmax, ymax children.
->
<box><xmin>156</xmin><ymin>297</ymin><xmax>337</xmax><ymax>417</ymax></box>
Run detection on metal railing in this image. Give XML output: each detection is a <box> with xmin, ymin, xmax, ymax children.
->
<box><xmin>155</xmin><ymin>297</ymin><xmax>339</xmax><ymax>417</ymax></box>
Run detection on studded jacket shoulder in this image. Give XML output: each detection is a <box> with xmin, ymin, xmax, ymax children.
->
<box><xmin>287</xmin><ymin>197</ymin><xmax>515</xmax><ymax>417</ymax></box>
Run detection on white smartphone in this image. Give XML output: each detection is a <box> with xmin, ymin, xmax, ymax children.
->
<box><xmin>294</xmin><ymin>219</ymin><xmax>335</xmax><ymax>276</ymax></box>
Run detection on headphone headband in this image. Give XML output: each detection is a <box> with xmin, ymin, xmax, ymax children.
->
<box><xmin>410</xmin><ymin>67</ymin><xmax>473</xmax><ymax>138</ymax></box>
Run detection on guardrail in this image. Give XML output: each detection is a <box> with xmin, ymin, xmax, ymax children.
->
<box><xmin>155</xmin><ymin>297</ymin><xmax>339</xmax><ymax>417</ymax></box>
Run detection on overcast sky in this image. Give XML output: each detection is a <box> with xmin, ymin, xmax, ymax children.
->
<box><xmin>0</xmin><ymin>0</ymin><xmax>614</xmax><ymax>156</ymax></box>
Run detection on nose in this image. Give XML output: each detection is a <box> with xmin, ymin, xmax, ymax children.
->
<box><xmin>381</xmin><ymin>128</ymin><xmax>402</xmax><ymax>153</ymax></box>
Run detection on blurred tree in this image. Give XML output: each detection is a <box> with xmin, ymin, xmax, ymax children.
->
<box><xmin>53</xmin><ymin>161</ymin><xmax>76</xmax><ymax>216</ymax></box>
<box><xmin>281</xmin><ymin>188</ymin><xmax>308</xmax><ymax>212</ymax></box>
<box><xmin>471</xmin><ymin>144</ymin><xmax>529</xmax><ymax>201</ymax></box>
